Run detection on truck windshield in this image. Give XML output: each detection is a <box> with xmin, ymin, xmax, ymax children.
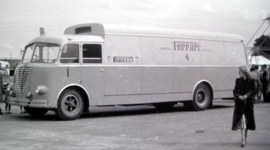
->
<box><xmin>23</xmin><ymin>43</ymin><xmax>60</xmax><ymax>63</ymax></box>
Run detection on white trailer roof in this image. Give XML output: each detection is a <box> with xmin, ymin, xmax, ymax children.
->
<box><xmin>64</xmin><ymin>23</ymin><xmax>244</xmax><ymax>42</ymax></box>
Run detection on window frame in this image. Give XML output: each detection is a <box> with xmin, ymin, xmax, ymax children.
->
<box><xmin>23</xmin><ymin>42</ymin><xmax>60</xmax><ymax>64</ymax></box>
<box><xmin>82</xmin><ymin>43</ymin><xmax>103</xmax><ymax>64</ymax></box>
<box><xmin>60</xmin><ymin>43</ymin><xmax>80</xmax><ymax>64</ymax></box>
<box><xmin>22</xmin><ymin>43</ymin><xmax>36</xmax><ymax>63</ymax></box>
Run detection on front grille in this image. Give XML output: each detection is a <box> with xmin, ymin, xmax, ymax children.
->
<box><xmin>16</xmin><ymin>66</ymin><xmax>31</xmax><ymax>94</ymax></box>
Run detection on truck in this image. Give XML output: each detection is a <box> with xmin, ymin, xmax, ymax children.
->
<box><xmin>6</xmin><ymin>23</ymin><xmax>248</xmax><ymax>120</ymax></box>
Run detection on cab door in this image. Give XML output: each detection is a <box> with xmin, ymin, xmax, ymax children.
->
<box><xmin>59</xmin><ymin>43</ymin><xmax>82</xmax><ymax>88</ymax></box>
<box><xmin>81</xmin><ymin>43</ymin><xmax>105</xmax><ymax>106</ymax></box>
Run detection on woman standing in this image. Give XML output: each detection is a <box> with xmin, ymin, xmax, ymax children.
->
<box><xmin>232</xmin><ymin>66</ymin><xmax>256</xmax><ymax>147</ymax></box>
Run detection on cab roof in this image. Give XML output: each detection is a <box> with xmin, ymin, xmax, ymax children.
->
<box><xmin>26</xmin><ymin>34</ymin><xmax>104</xmax><ymax>46</ymax></box>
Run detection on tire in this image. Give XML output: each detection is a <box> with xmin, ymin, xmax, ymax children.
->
<box><xmin>55</xmin><ymin>89</ymin><xmax>84</xmax><ymax>120</ymax></box>
<box><xmin>24</xmin><ymin>107</ymin><xmax>48</xmax><ymax>117</ymax></box>
<box><xmin>184</xmin><ymin>84</ymin><xmax>212</xmax><ymax>111</ymax></box>
<box><xmin>153</xmin><ymin>102</ymin><xmax>175</xmax><ymax>111</ymax></box>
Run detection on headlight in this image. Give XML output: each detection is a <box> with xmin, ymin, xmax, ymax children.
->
<box><xmin>26</xmin><ymin>92</ymin><xmax>32</xmax><ymax>98</ymax></box>
<box><xmin>7</xmin><ymin>83</ymin><xmax>13</xmax><ymax>91</ymax></box>
<box><xmin>35</xmin><ymin>85</ymin><xmax>49</xmax><ymax>94</ymax></box>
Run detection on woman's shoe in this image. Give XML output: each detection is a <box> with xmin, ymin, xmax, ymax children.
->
<box><xmin>241</xmin><ymin>139</ymin><xmax>245</xmax><ymax>147</ymax></box>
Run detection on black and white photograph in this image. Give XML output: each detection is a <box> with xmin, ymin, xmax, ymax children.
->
<box><xmin>1</xmin><ymin>0</ymin><xmax>270</xmax><ymax>149</ymax></box>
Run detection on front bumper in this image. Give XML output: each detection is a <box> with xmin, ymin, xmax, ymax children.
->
<box><xmin>7</xmin><ymin>96</ymin><xmax>48</xmax><ymax>108</ymax></box>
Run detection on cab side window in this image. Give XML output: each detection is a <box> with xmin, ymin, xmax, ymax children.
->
<box><xmin>60</xmin><ymin>44</ymin><xmax>79</xmax><ymax>63</ymax></box>
<box><xmin>83</xmin><ymin>44</ymin><xmax>102</xmax><ymax>63</ymax></box>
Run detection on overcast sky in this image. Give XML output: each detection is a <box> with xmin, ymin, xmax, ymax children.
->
<box><xmin>0</xmin><ymin>0</ymin><xmax>270</xmax><ymax>59</ymax></box>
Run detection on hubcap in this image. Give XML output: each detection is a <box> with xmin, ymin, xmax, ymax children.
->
<box><xmin>64</xmin><ymin>94</ymin><xmax>78</xmax><ymax>112</ymax></box>
<box><xmin>197</xmin><ymin>91</ymin><xmax>206</xmax><ymax>104</ymax></box>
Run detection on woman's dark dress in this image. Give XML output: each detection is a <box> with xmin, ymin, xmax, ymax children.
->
<box><xmin>232</xmin><ymin>77</ymin><xmax>256</xmax><ymax>131</ymax></box>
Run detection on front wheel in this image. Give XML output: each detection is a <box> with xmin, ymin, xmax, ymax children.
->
<box><xmin>55</xmin><ymin>89</ymin><xmax>84</xmax><ymax>120</ymax></box>
<box><xmin>184</xmin><ymin>84</ymin><xmax>212</xmax><ymax>111</ymax></box>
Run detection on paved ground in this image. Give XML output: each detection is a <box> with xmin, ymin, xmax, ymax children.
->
<box><xmin>0</xmin><ymin>99</ymin><xmax>270</xmax><ymax>150</ymax></box>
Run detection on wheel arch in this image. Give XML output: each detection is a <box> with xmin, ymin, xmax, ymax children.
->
<box><xmin>193</xmin><ymin>80</ymin><xmax>213</xmax><ymax>101</ymax></box>
<box><xmin>57</xmin><ymin>84</ymin><xmax>90</xmax><ymax>112</ymax></box>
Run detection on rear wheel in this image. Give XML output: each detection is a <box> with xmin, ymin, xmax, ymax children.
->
<box><xmin>184</xmin><ymin>84</ymin><xmax>212</xmax><ymax>111</ymax></box>
<box><xmin>55</xmin><ymin>89</ymin><xmax>84</xmax><ymax>120</ymax></box>
<box><xmin>24</xmin><ymin>107</ymin><xmax>48</xmax><ymax>117</ymax></box>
